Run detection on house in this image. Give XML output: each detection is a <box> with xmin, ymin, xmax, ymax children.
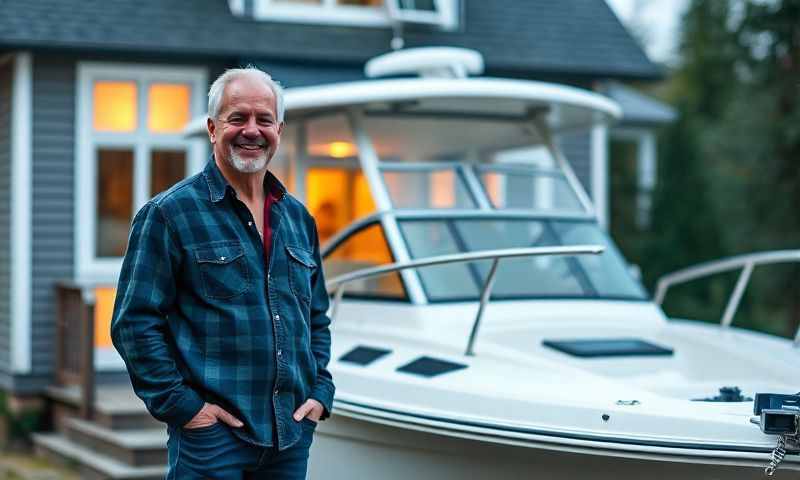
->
<box><xmin>0</xmin><ymin>0</ymin><xmax>673</xmax><ymax>476</ymax></box>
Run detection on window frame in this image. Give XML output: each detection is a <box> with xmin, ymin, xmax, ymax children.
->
<box><xmin>251</xmin><ymin>0</ymin><xmax>458</xmax><ymax>29</ymax></box>
<box><xmin>322</xmin><ymin>220</ymin><xmax>410</xmax><ymax>302</ymax></box>
<box><xmin>75</xmin><ymin>62</ymin><xmax>208</xmax><ymax>282</ymax></box>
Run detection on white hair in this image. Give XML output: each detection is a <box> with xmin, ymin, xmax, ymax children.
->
<box><xmin>207</xmin><ymin>66</ymin><xmax>285</xmax><ymax>123</ymax></box>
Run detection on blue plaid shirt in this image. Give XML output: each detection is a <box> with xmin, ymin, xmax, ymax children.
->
<box><xmin>111</xmin><ymin>159</ymin><xmax>334</xmax><ymax>450</ymax></box>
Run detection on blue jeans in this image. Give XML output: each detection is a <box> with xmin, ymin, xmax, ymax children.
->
<box><xmin>166</xmin><ymin>418</ymin><xmax>317</xmax><ymax>479</ymax></box>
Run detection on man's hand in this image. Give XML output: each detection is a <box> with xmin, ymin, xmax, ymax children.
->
<box><xmin>183</xmin><ymin>402</ymin><xmax>244</xmax><ymax>429</ymax></box>
<box><xmin>293</xmin><ymin>398</ymin><xmax>324</xmax><ymax>423</ymax></box>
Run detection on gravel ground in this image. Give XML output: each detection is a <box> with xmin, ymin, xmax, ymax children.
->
<box><xmin>0</xmin><ymin>453</ymin><xmax>79</xmax><ymax>480</ymax></box>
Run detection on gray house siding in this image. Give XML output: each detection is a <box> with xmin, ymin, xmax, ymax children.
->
<box><xmin>30</xmin><ymin>54</ymin><xmax>75</xmax><ymax>379</ymax></box>
<box><xmin>0</xmin><ymin>60</ymin><xmax>12</xmax><ymax>383</ymax></box>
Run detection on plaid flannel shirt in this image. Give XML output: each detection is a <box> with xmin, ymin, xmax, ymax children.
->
<box><xmin>111</xmin><ymin>159</ymin><xmax>334</xmax><ymax>450</ymax></box>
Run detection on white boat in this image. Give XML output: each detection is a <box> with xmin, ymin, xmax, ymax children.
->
<box><xmin>189</xmin><ymin>47</ymin><xmax>800</xmax><ymax>478</ymax></box>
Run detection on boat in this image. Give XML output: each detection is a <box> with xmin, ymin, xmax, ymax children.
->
<box><xmin>186</xmin><ymin>47</ymin><xmax>800</xmax><ymax>478</ymax></box>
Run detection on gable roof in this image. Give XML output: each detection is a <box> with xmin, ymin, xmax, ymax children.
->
<box><xmin>0</xmin><ymin>0</ymin><xmax>661</xmax><ymax>80</ymax></box>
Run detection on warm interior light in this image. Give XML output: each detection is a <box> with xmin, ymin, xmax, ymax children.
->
<box><xmin>306</xmin><ymin>167</ymin><xmax>376</xmax><ymax>244</ymax></box>
<box><xmin>328</xmin><ymin>142</ymin><xmax>357</xmax><ymax>158</ymax></box>
<box><xmin>93</xmin><ymin>81</ymin><xmax>137</xmax><ymax>132</ymax></box>
<box><xmin>483</xmin><ymin>172</ymin><xmax>503</xmax><ymax>207</ymax></box>
<box><xmin>148</xmin><ymin>83</ymin><xmax>190</xmax><ymax>133</ymax></box>
<box><xmin>94</xmin><ymin>287</ymin><xmax>116</xmax><ymax>349</ymax></box>
<box><xmin>308</xmin><ymin>142</ymin><xmax>358</xmax><ymax>159</ymax></box>
<box><xmin>430</xmin><ymin>170</ymin><xmax>455</xmax><ymax>208</ymax></box>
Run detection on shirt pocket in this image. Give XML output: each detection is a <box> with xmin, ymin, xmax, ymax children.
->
<box><xmin>194</xmin><ymin>242</ymin><xmax>250</xmax><ymax>299</ymax></box>
<box><xmin>285</xmin><ymin>245</ymin><xmax>316</xmax><ymax>305</ymax></box>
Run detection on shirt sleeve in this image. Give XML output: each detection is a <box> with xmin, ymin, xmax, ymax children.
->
<box><xmin>307</xmin><ymin>218</ymin><xmax>336</xmax><ymax>420</ymax></box>
<box><xmin>110</xmin><ymin>201</ymin><xmax>205</xmax><ymax>427</ymax></box>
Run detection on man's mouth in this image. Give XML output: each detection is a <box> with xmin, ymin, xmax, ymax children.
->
<box><xmin>234</xmin><ymin>142</ymin><xmax>266</xmax><ymax>151</ymax></box>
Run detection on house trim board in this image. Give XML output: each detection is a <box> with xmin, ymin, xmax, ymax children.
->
<box><xmin>10</xmin><ymin>52</ymin><xmax>33</xmax><ymax>374</ymax></box>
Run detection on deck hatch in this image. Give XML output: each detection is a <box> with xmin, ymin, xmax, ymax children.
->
<box><xmin>339</xmin><ymin>346</ymin><xmax>392</xmax><ymax>366</ymax></box>
<box><xmin>396</xmin><ymin>356</ymin><xmax>468</xmax><ymax>377</ymax></box>
<box><xmin>542</xmin><ymin>338</ymin><xmax>673</xmax><ymax>358</ymax></box>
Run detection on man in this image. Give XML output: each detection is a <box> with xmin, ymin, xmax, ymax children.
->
<box><xmin>111</xmin><ymin>67</ymin><xmax>334</xmax><ymax>479</ymax></box>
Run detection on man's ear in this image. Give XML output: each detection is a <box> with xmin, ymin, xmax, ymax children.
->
<box><xmin>207</xmin><ymin>117</ymin><xmax>216</xmax><ymax>144</ymax></box>
<box><xmin>277</xmin><ymin>121</ymin><xmax>285</xmax><ymax>135</ymax></box>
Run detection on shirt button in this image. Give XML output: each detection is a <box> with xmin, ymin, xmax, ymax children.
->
<box><xmin>274</xmin><ymin>389</ymin><xmax>279</xmax><ymax>396</ymax></box>
<box><xmin>248</xmin><ymin>221</ymin><xmax>253</xmax><ymax>226</ymax></box>
<box><xmin>277</xmin><ymin>349</ymin><xmax>282</xmax><ymax>357</ymax></box>
<box><xmin>274</xmin><ymin>314</ymin><xmax>280</xmax><ymax>320</ymax></box>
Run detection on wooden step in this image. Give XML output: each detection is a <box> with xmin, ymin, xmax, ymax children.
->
<box><xmin>46</xmin><ymin>385</ymin><xmax>162</xmax><ymax>431</ymax></box>
<box><xmin>33</xmin><ymin>433</ymin><xmax>166</xmax><ymax>480</ymax></box>
<box><xmin>64</xmin><ymin>418</ymin><xmax>167</xmax><ymax>467</ymax></box>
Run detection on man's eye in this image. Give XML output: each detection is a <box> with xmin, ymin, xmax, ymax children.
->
<box><xmin>227</xmin><ymin>117</ymin><xmax>245</xmax><ymax>125</ymax></box>
<box><xmin>257</xmin><ymin>117</ymin><xmax>274</xmax><ymax>125</ymax></box>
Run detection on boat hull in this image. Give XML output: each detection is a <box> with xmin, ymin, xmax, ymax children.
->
<box><xmin>308</xmin><ymin>412</ymin><xmax>793</xmax><ymax>480</ymax></box>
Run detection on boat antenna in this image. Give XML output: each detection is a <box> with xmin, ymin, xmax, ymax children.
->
<box><xmin>390</xmin><ymin>22</ymin><xmax>405</xmax><ymax>51</ymax></box>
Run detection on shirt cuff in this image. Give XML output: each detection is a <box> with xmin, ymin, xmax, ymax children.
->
<box><xmin>162</xmin><ymin>388</ymin><xmax>205</xmax><ymax>428</ymax></box>
<box><xmin>310</xmin><ymin>382</ymin><xmax>335</xmax><ymax>420</ymax></box>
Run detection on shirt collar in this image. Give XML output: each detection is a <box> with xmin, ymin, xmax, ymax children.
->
<box><xmin>203</xmin><ymin>156</ymin><xmax>287</xmax><ymax>204</ymax></box>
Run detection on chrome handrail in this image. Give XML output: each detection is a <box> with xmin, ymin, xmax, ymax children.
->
<box><xmin>325</xmin><ymin>244</ymin><xmax>605</xmax><ymax>356</ymax></box>
<box><xmin>654</xmin><ymin>250</ymin><xmax>800</xmax><ymax>346</ymax></box>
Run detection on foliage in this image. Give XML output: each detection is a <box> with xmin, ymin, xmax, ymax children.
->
<box><xmin>613</xmin><ymin>0</ymin><xmax>800</xmax><ymax>336</ymax></box>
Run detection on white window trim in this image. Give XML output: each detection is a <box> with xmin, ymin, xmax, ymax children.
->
<box><xmin>10</xmin><ymin>52</ymin><xmax>33</xmax><ymax>373</ymax></box>
<box><xmin>611</xmin><ymin>127</ymin><xmax>658</xmax><ymax>230</ymax></box>
<box><xmin>75</xmin><ymin>62</ymin><xmax>208</xmax><ymax>283</ymax></box>
<box><xmin>252</xmin><ymin>0</ymin><xmax>458</xmax><ymax>29</ymax></box>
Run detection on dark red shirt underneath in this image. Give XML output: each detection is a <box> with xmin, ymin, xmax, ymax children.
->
<box><xmin>262</xmin><ymin>189</ymin><xmax>277</xmax><ymax>264</ymax></box>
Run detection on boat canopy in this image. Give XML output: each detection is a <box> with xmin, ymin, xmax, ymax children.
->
<box><xmin>184</xmin><ymin>77</ymin><xmax>621</xmax><ymax>137</ymax></box>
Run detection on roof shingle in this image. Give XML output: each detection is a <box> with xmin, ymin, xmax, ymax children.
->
<box><xmin>0</xmin><ymin>0</ymin><xmax>661</xmax><ymax>79</ymax></box>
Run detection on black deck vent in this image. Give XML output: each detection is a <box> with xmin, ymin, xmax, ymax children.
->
<box><xmin>396</xmin><ymin>356</ymin><xmax>468</xmax><ymax>377</ymax></box>
<box><xmin>542</xmin><ymin>338</ymin><xmax>673</xmax><ymax>358</ymax></box>
<box><xmin>339</xmin><ymin>346</ymin><xmax>392</xmax><ymax>366</ymax></box>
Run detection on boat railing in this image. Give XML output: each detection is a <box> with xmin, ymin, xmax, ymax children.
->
<box><xmin>325</xmin><ymin>245</ymin><xmax>604</xmax><ymax>356</ymax></box>
<box><xmin>653</xmin><ymin>250</ymin><xmax>800</xmax><ymax>347</ymax></box>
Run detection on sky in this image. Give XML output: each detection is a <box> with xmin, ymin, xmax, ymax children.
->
<box><xmin>605</xmin><ymin>0</ymin><xmax>690</xmax><ymax>65</ymax></box>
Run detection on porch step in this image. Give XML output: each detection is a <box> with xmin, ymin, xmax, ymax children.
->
<box><xmin>64</xmin><ymin>418</ymin><xmax>167</xmax><ymax>467</ymax></box>
<box><xmin>33</xmin><ymin>433</ymin><xmax>166</xmax><ymax>480</ymax></box>
<box><xmin>46</xmin><ymin>384</ymin><xmax>162</xmax><ymax>430</ymax></box>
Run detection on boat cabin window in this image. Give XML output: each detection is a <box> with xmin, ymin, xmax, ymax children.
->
<box><xmin>299</xmin><ymin>114</ymin><xmax>377</xmax><ymax>244</ymax></box>
<box><xmin>323</xmin><ymin>223</ymin><xmax>406</xmax><ymax>300</ymax></box>
<box><xmin>382</xmin><ymin>165</ymin><xmax>477</xmax><ymax>209</ymax></box>
<box><xmin>475</xmin><ymin>164</ymin><xmax>583</xmax><ymax>212</ymax></box>
<box><xmin>398</xmin><ymin>217</ymin><xmax>647</xmax><ymax>301</ymax></box>
<box><xmin>361</xmin><ymin>113</ymin><xmax>587</xmax><ymax>214</ymax></box>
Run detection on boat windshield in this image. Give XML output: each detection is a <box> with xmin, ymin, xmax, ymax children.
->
<box><xmin>360</xmin><ymin>114</ymin><xmax>588</xmax><ymax>214</ymax></box>
<box><xmin>397</xmin><ymin>217</ymin><xmax>647</xmax><ymax>302</ymax></box>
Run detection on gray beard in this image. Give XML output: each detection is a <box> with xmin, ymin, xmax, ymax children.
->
<box><xmin>227</xmin><ymin>145</ymin><xmax>270</xmax><ymax>173</ymax></box>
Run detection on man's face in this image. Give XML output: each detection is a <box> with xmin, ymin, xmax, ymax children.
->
<box><xmin>208</xmin><ymin>76</ymin><xmax>283</xmax><ymax>174</ymax></box>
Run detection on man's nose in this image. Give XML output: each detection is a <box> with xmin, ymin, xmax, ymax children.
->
<box><xmin>241</xmin><ymin>117</ymin><xmax>260</xmax><ymax>137</ymax></box>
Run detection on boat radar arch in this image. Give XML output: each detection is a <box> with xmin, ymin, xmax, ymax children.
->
<box><xmin>365</xmin><ymin>47</ymin><xmax>484</xmax><ymax>79</ymax></box>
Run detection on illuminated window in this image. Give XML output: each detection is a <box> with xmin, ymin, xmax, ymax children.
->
<box><xmin>77</xmin><ymin>63</ymin><xmax>206</xmax><ymax>284</ymax></box>
<box><xmin>148</xmin><ymin>84</ymin><xmax>191</xmax><ymax>133</ymax></box>
<box><xmin>250</xmin><ymin>0</ymin><xmax>457</xmax><ymax>29</ymax></box>
<box><xmin>151</xmin><ymin>150</ymin><xmax>187</xmax><ymax>196</ymax></box>
<box><xmin>306</xmin><ymin>168</ymin><xmax>376</xmax><ymax>244</ymax></box>
<box><xmin>93</xmin><ymin>81</ymin><xmax>137</xmax><ymax>132</ymax></box>
<box><xmin>94</xmin><ymin>287</ymin><xmax>117</xmax><ymax>349</ymax></box>
<box><xmin>96</xmin><ymin>149</ymin><xmax>133</xmax><ymax>257</ymax></box>
<box><xmin>324</xmin><ymin>223</ymin><xmax>405</xmax><ymax>299</ymax></box>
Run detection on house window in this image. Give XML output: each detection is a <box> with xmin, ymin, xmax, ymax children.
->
<box><xmin>76</xmin><ymin>63</ymin><xmax>207</xmax><ymax>280</ymax></box>
<box><xmin>249</xmin><ymin>0</ymin><xmax>457</xmax><ymax>29</ymax></box>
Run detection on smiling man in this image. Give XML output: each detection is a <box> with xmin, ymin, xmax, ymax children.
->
<box><xmin>111</xmin><ymin>67</ymin><xmax>334</xmax><ymax>479</ymax></box>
